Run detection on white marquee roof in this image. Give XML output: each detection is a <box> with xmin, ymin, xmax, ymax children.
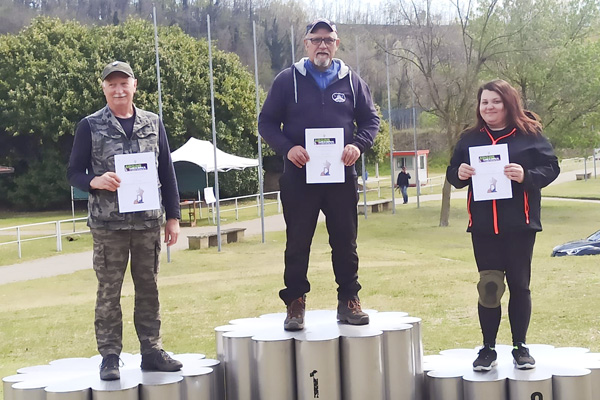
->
<box><xmin>171</xmin><ymin>137</ymin><xmax>258</xmax><ymax>173</ymax></box>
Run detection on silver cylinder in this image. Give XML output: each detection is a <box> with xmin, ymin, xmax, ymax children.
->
<box><xmin>138</xmin><ymin>372</ymin><xmax>182</xmax><ymax>400</ymax></box>
<box><xmin>45</xmin><ymin>379</ymin><xmax>94</xmax><ymax>400</ymax></box>
<box><xmin>295</xmin><ymin>328</ymin><xmax>341</xmax><ymax>400</ymax></box>
<box><xmin>552</xmin><ymin>367</ymin><xmax>592</xmax><ymax>400</ymax></box>
<box><xmin>3</xmin><ymin>374</ymin><xmax>28</xmax><ymax>400</ymax></box>
<box><xmin>462</xmin><ymin>370</ymin><xmax>506</xmax><ymax>400</ymax></box>
<box><xmin>11</xmin><ymin>381</ymin><xmax>47</xmax><ymax>400</ymax></box>
<box><xmin>215</xmin><ymin>325</ymin><xmax>240</xmax><ymax>364</ymax></box>
<box><xmin>181</xmin><ymin>366</ymin><xmax>213</xmax><ymax>400</ymax></box>
<box><xmin>90</xmin><ymin>373</ymin><xmax>139</xmax><ymax>400</ymax></box>
<box><xmin>339</xmin><ymin>325</ymin><xmax>385</xmax><ymax>400</ymax></box>
<box><xmin>577</xmin><ymin>354</ymin><xmax>600</xmax><ymax>400</ymax></box>
<box><xmin>507</xmin><ymin>368</ymin><xmax>553</xmax><ymax>400</ymax></box>
<box><xmin>427</xmin><ymin>370</ymin><xmax>464</xmax><ymax>400</ymax></box>
<box><xmin>197</xmin><ymin>359</ymin><xmax>224</xmax><ymax>400</ymax></box>
<box><xmin>375</xmin><ymin>322</ymin><xmax>415</xmax><ymax>400</ymax></box>
<box><xmin>397</xmin><ymin>316</ymin><xmax>424</xmax><ymax>400</ymax></box>
<box><xmin>252</xmin><ymin>331</ymin><xmax>297</xmax><ymax>400</ymax></box>
<box><xmin>223</xmin><ymin>330</ymin><xmax>255</xmax><ymax>400</ymax></box>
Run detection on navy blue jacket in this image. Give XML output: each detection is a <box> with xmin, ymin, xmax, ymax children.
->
<box><xmin>446</xmin><ymin>126</ymin><xmax>559</xmax><ymax>235</ymax></box>
<box><xmin>258</xmin><ymin>58</ymin><xmax>380</xmax><ymax>180</ymax></box>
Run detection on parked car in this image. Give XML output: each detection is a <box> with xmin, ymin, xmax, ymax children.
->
<box><xmin>551</xmin><ymin>230</ymin><xmax>600</xmax><ymax>257</ymax></box>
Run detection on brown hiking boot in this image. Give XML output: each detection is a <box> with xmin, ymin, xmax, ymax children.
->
<box><xmin>284</xmin><ymin>296</ymin><xmax>305</xmax><ymax>331</ymax></box>
<box><xmin>337</xmin><ymin>298</ymin><xmax>369</xmax><ymax>325</ymax></box>
<box><xmin>140</xmin><ymin>349</ymin><xmax>183</xmax><ymax>372</ymax></box>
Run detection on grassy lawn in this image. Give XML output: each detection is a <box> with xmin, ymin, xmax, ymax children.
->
<box><xmin>1</xmin><ymin>197</ymin><xmax>599</xmax><ymax>393</ymax></box>
<box><xmin>542</xmin><ymin>176</ymin><xmax>600</xmax><ymax>200</ymax></box>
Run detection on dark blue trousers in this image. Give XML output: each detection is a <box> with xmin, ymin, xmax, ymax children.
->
<box><xmin>279</xmin><ymin>173</ymin><xmax>361</xmax><ymax>304</ymax></box>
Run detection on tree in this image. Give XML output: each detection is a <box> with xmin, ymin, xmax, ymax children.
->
<box><xmin>383</xmin><ymin>0</ymin><xmax>600</xmax><ymax>226</ymax></box>
<box><xmin>0</xmin><ymin>17</ymin><xmax>261</xmax><ymax>209</ymax></box>
<box><xmin>481</xmin><ymin>0</ymin><xmax>600</xmax><ymax>152</ymax></box>
<box><xmin>385</xmin><ymin>0</ymin><xmax>505</xmax><ymax>226</ymax></box>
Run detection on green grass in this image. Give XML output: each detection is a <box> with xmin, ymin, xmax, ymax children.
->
<box><xmin>542</xmin><ymin>176</ymin><xmax>600</xmax><ymax>200</ymax></box>
<box><xmin>1</xmin><ymin>198</ymin><xmax>599</xmax><ymax>394</ymax></box>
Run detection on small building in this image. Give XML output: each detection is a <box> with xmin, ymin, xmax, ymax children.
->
<box><xmin>391</xmin><ymin>150</ymin><xmax>429</xmax><ymax>186</ymax></box>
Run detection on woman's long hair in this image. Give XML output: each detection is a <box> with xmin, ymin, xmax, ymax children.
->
<box><xmin>475</xmin><ymin>79</ymin><xmax>542</xmax><ymax>135</ymax></box>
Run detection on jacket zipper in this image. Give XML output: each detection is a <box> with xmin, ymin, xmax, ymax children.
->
<box><xmin>483</xmin><ymin>127</ymin><xmax>516</xmax><ymax>234</ymax></box>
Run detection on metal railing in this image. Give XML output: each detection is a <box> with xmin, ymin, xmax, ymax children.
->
<box><xmin>192</xmin><ymin>190</ymin><xmax>282</xmax><ymax>223</ymax></box>
<box><xmin>0</xmin><ymin>217</ymin><xmax>89</xmax><ymax>259</ymax></box>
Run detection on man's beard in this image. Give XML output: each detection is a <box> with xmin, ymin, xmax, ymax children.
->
<box><xmin>314</xmin><ymin>55</ymin><xmax>331</xmax><ymax>68</ymax></box>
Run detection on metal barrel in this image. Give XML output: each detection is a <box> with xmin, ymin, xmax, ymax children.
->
<box><xmin>427</xmin><ymin>369</ymin><xmax>466</xmax><ymax>400</ymax></box>
<box><xmin>3</xmin><ymin>374</ymin><xmax>28</xmax><ymax>400</ymax></box>
<box><xmin>197</xmin><ymin>358</ymin><xmax>224</xmax><ymax>400</ymax></box>
<box><xmin>138</xmin><ymin>372</ymin><xmax>182</xmax><ymax>400</ymax></box>
<box><xmin>462</xmin><ymin>369</ymin><xmax>507</xmax><ymax>400</ymax></box>
<box><xmin>552</xmin><ymin>367</ymin><xmax>592</xmax><ymax>400</ymax></box>
<box><xmin>294</xmin><ymin>327</ymin><xmax>341</xmax><ymax>400</ymax></box>
<box><xmin>252</xmin><ymin>331</ymin><xmax>297</xmax><ymax>400</ymax></box>
<box><xmin>223</xmin><ymin>330</ymin><xmax>255</xmax><ymax>400</ymax></box>
<box><xmin>507</xmin><ymin>368</ymin><xmax>553</xmax><ymax>400</ymax></box>
<box><xmin>339</xmin><ymin>325</ymin><xmax>385</xmax><ymax>400</ymax></box>
<box><xmin>373</xmin><ymin>321</ymin><xmax>415</xmax><ymax>400</ymax></box>
<box><xmin>181</xmin><ymin>366</ymin><xmax>213</xmax><ymax>400</ymax></box>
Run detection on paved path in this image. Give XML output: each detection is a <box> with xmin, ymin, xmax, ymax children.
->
<box><xmin>0</xmin><ymin>168</ymin><xmax>594</xmax><ymax>285</ymax></box>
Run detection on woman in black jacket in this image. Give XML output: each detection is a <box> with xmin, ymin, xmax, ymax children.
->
<box><xmin>446</xmin><ymin>79</ymin><xmax>560</xmax><ymax>372</ymax></box>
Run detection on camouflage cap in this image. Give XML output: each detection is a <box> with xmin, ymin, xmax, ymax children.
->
<box><xmin>101</xmin><ymin>61</ymin><xmax>135</xmax><ymax>80</ymax></box>
<box><xmin>305</xmin><ymin>18</ymin><xmax>337</xmax><ymax>36</ymax></box>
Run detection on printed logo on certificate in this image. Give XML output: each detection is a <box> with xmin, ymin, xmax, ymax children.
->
<box><xmin>114</xmin><ymin>152</ymin><xmax>161</xmax><ymax>213</ymax></box>
<box><xmin>469</xmin><ymin>143</ymin><xmax>513</xmax><ymax>201</ymax></box>
<box><xmin>305</xmin><ymin>128</ymin><xmax>345</xmax><ymax>184</ymax></box>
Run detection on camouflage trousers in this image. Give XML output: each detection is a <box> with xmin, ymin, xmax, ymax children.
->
<box><xmin>91</xmin><ymin>227</ymin><xmax>163</xmax><ymax>357</ymax></box>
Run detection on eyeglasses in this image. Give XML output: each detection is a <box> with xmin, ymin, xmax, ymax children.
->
<box><xmin>306</xmin><ymin>37</ymin><xmax>337</xmax><ymax>46</ymax></box>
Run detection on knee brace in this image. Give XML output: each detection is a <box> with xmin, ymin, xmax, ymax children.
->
<box><xmin>477</xmin><ymin>270</ymin><xmax>506</xmax><ymax>308</ymax></box>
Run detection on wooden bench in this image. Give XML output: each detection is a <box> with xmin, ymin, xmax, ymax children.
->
<box><xmin>576</xmin><ymin>172</ymin><xmax>592</xmax><ymax>180</ymax></box>
<box><xmin>188</xmin><ymin>227</ymin><xmax>247</xmax><ymax>249</ymax></box>
<box><xmin>357</xmin><ymin>199</ymin><xmax>393</xmax><ymax>215</ymax></box>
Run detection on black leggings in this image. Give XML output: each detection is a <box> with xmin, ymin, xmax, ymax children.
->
<box><xmin>471</xmin><ymin>231</ymin><xmax>536</xmax><ymax>346</ymax></box>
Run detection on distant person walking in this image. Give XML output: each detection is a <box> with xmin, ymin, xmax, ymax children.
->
<box><xmin>258</xmin><ymin>18</ymin><xmax>380</xmax><ymax>331</ymax></box>
<box><xmin>395</xmin><ymin>166</ymin><xmax>411</xmax><ymax>204</ymax></box>
<box><xmin>446</xmin><ymin>79</ymin><xmax>559</xmax><ymax>372</ymax></box>
<box><xmin>67</xmin><ymin>61</ymin><xmax>183</xmax><ymax>380</ymax></box>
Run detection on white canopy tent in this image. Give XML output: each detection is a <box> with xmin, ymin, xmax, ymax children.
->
<box><xmin>171</xmin><ymin>137</ymin><xmax>260</xmax><ymax>228</ymax></box>
<box><xmin>171</xmin><ymin>137</ymin><xmax>258</xmax><ymax>172</ymax></box>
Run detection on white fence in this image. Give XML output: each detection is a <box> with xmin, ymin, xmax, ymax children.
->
<box><xmin>0</xmin><ymin>191</ymin><xmax>283</xmax><ymax>259</ymax></box>
<box><xmin>0</xmin><ymin>217</ymin><xmax>88</xmax><ymax>259</ymax></box>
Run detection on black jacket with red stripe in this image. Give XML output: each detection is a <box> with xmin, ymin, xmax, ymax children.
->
<box><xmin>446</xmin><ymin>125</ymin><xmax>560</xmax><ymax>235</ymax></box>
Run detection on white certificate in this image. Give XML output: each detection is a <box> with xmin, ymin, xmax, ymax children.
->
<box><xmin>114</xmin><ymin>152</ymin><xmax>161</xmax><ymax>213</ymax></box>
<box><xmin>468</xmin><ymin>144</ymin><xmax>513</xmax><ymax>201</ymax></box>
<box><xmin>305</xmin><ymin>128</ymin><xmax>345</xmax><ymax>184</ymax></box>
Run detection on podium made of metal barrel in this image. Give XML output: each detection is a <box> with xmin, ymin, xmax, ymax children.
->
<box><xmin>295</xmin><ymin>328</ymin><xmax>341</xmax><ymax>400</ymax></box>
<box><xmin>181</xmin><ymin>366</ymin><xmax>214</xmax><ymax>400</ymax></box>
<box><xmin>462</xmin><ymin>370</ymin><xmax>506</xmax><ymax>400</ymax></box>
<box><xmin>427</xmin><ymin>369</ymin><xmax>466</xmax><ymax>400</ymax></box>
<box><xmin>252</xmin><ymin>331</ymin><xmax>297</xmax><ymax>400</ymax></box>
<box><xmin>339</xmin><ymin>325</ymin><xmax>385</xmax><ymax>400</ymax></box>
<box><xmin>90</xmin><ymin>375</ymin><xmax>139</xmax><ymax>400</ymax></box>
<box><xmin>223</xmin><ymin>330</ymin><xmax>255</xmax><ymax>400</ymax></box>
<box><xmin>138</xmin><ymin>372</ymin><xmax>182</xmax><ymax>400</ymax></box>
<box><xmin>397</xmin><ymin>317</ymin><xmax>424</xmax><ymax>400</ymax></box>
<box><xmin>507</xmin><ymin>368</ymin><xmax>553</xmax><ymax>400</ymax></box>
<box><xmin>197</xmin><ymin>358</ymin><xmax>224</xmax><ymax>400</ymax></box>
<box><xmin>45</xmin><ymin>379</ymin><xmax>94</xmax><ymax>400</ymax></box>
<box><xmin>11</xmin><ymin>380</ymin><xmax>48</xmax><ymax>400</ymax></box>
<box><xmin>3</xmin><ymin>374</ymin><xmax>27</xmax><ymax>400</ymax></box>
<box><xmin>552</xmin><ymin>367</ymin><xmax>592</xmax><ymax>400</ymax></box>
<box><xmin>377</xmin><ymin>322</ymin><xmax>415</xmax><ymax>400</ymax></box>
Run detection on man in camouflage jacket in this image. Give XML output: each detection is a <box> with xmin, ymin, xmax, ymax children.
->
<box><xmin>67</xmin><ymin>61</ymin><xmax>183</xmax><ymax>380</ymax></box>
